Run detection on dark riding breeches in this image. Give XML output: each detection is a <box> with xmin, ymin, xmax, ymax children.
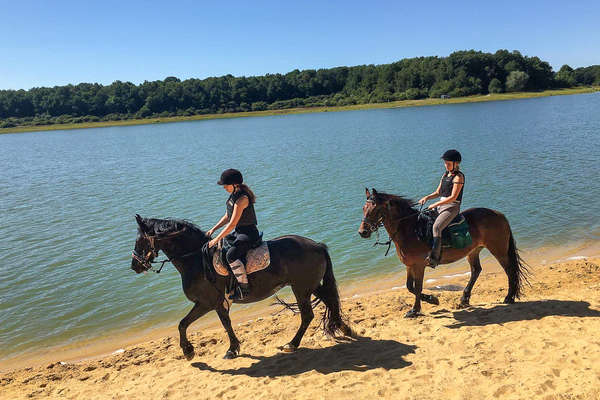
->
<box><xmin>225</xmin><ymin>229</ymin><xmax>259</xmax><ymax>263</ymax></box>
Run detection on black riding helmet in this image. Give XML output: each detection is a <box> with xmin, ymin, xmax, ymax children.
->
<box><xmin>441</xmin><ymin>149</ymin><xmax>462</xmax><ymax>162</ymax></box>
<box><xmin>217</xmin><ymin>168</ymin><xmax>243</xmax><ymax>185</ymax></box>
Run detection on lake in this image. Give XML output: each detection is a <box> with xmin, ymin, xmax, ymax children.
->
<box><xmin>1</xmin><ymin>92</ymin><xmax>599</xmax><ymax>361</ymax></box>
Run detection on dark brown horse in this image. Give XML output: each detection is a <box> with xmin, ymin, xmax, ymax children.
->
<box><xmin>131</xmin><ymin>215</ymin><xmax>352</xmax><ymax>359</ymax></box>
<box><xmin>358</xmin><ymin>189</ymin><xmax>529</xmax><ymax>317</ymax></box>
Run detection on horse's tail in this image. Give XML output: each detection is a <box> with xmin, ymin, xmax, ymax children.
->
<box><xmin>313</xmin><ymin>244</ymin><xmax>353</xmax><ymax>338</ymax></box>
<box><xmin>507</xmin><ymin>228</ymin><xmax>531</xmax><ymax>299</ymax></box>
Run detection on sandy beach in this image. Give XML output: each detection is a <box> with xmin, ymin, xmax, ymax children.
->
<box><xmin>2</xmin><ymin>253</ymin><xmax>600</xmax><ymax>399</ymax></box>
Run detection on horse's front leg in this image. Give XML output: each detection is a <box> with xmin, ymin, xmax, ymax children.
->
<box><xmin>215</xmin><ymin>302</ymin><xmax>241</xmax><ymax>359</ymax></box>
<box><xmin>405</xmin><ymin>266</ymin><xmax>425</xmax><ymax>318</ymax></box>
<box><xmin>179</xmin><ymin>302</ymin><xmax>210</xmax><ymax>360</ymax></box>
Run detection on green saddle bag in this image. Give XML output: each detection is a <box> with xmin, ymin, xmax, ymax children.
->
<box><xmin>442</xmin><ymin>216</ymin><xmax>473</xmax><ymax>249</ymax></box>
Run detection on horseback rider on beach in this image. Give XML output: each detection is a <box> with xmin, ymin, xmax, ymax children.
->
<box><xmin>207</xmin><ymin>169</ymin><xmax>260</xmax><ymax>300</ymax></box>
<box><xmin>418</xmin><ymin>150</ymin><xmax>465</xmax><ymax>268</ymax></box>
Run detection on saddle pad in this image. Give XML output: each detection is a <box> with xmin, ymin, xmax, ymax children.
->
<box><xmin>213</xmin><ymin>242</ymin><xmax>271</xmax><ymax>276</ymax></box>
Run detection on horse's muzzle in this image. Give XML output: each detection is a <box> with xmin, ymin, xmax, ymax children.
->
<box><xmin>358</xmin><ymin>228</ymin><xmax>372</xmax><ymax>238</ymax></box>
<box><xmin>131</xmin><ymin>251</ymin><xmax>151</xmax><ymax>273</ymax></box>
<box><xmin>131</xmin><ymin>259</ymin><xmax>144</xmax><ymax>273</ymax></box>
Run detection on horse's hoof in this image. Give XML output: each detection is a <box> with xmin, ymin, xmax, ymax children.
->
<box><xmin>182</xmin><ymin>346</ymin><xmax>195</xmax><ymax>361</ymax></box>
<box><xmin>341</xmin><ymin>324</ymin><xmax>355</xmax><ymax>338</ymax></box>
<box><xmin>430</xmin><ymin>296</ymin><xmax>440</xmax><ymax>306</ymax></box>
<box><xmin>223</xmin><ymin>350</ymin><xmax>238</xmax><ymax>359</ymax></box>
<box><xmin>279</xmin><ymin>343</ymin><xmax>297</xmax><ymax>353</ymax></box>
<box><xmin>457</xmin><ymin>301</ymin><xmax>470</xmax><ymax>309</ymax></box>
<box><xmin>404</xmin><ymin>309</ymin><xmax>422</xmax><ymax>318</ymax></box>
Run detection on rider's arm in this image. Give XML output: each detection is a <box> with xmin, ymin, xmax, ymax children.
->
<box><xmin>212</xmin><ymin>196</ymin><xmax>249</xmax><ymax>243</ymax></box>
<box><xmin>429</xmin><ymin>175</ymin><xmax>464</xmax><ymax>208</ymax></box>
<box><xmin>419</xmin><ymin>179</ymin><xmax>442</xmax><ymax>204</ymax></box>
<box><xmin>207</xmin><ymin>213</ymin><xmax>229</xmax><ymax>237</ymax></box>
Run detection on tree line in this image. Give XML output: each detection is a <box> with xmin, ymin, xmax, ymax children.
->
<box><xmin>1</xmin><ymin>49</ymin><xmax>599</xmax><ymax>128</ymax></box>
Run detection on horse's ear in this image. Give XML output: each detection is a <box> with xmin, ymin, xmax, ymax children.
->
<box><xmin>371</xmin><ymin>188</ymin><xmax>380</xmax><ymax>203</ymax></box>
<box><xmin>365</xmin><ymin>187</ymin><xmax>371</xmax><ymax>198</ymax></box>
<box><xmin>135</xmin><ymin>214</ymin><xmax>147</xmax><ymax>232</ymax></box>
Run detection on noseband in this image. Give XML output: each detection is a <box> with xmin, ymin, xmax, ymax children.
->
<box><xmin>361</xmin><ymin>199</ymin><xmax>385</xmax><ymax>234</ymax></box>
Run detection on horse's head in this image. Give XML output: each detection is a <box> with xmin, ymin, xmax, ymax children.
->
<box><xmin>358</xmin><ymin>188</ymin><xmax>386</xmax><ymax>238</ymax></box>
<box><xmin>131</xmin><ymin>215</ymin><xmax>210</xmax><ymax>274</ymax></box>
<box><xmin>131</xmin><ymin>214</ymin><xmax>159</xmax><ymax>273</ymax></box>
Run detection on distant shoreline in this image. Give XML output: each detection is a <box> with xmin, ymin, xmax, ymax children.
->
<box><xmin>1</xmin><ymin>86</ymin><xmax>598</xmax><ymax>135</ymax></box>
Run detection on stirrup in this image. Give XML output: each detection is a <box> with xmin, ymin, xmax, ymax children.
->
<box><xmin>426</xmin><ymin>237</ymin><xmax>441</xmax><ymax>268</ymax></box>
<box><xmin>228</xmin><ymin>284</ymin><xmax>250</xmax><ymax>300</ymax></box>
<box><xmin>425</xmin><ymin>255</ymin><xmax>439</xmax><ymax>268</ymax></box>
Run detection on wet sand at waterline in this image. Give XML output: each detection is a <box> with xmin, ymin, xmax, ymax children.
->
<box><xmin>2</xmin><ymin>247</ymin><xmax>600</xmax><ymax>399</ymax></box>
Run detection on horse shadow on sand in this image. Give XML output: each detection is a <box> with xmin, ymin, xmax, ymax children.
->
<box><xmin>192</xmin><ymin>337</ymin><xmax>416</xmax><ymax>377</ymax></box>
<box><xmin>432</xmin><ymin>300</ymin><xmax>600</xmax><ymax>329</ymax></box>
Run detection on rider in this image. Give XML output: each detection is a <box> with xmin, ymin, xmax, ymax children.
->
<box><xmin>207</xmin><ymin>169</ymin><xmax>259</xmax><ymax>300</ymax></box>
<box><xmin>418</xmin><ymin>150</ymin><xmax>465</xmax><ymax>268</ymax></box>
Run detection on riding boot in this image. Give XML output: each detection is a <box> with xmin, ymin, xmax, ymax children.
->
<box><xmin>228</xmin><ymin>259</ymin><xmax>250</xmax><ymax>300</ymax></box>
<box><xmin>425</xmin><ymin>237</ymin><xmax>442</xmax><ymax>268</ymax></box>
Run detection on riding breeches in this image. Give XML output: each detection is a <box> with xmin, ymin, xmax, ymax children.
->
<box><xmin>432</xmin><ymin>202</ymin><xmax>460</xmax><ymax>238</ymax></box>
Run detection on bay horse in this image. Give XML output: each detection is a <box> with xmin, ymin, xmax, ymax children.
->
<box><xmin>358</xmin><ymin>189</ymin><xmax>529</xmax><ymax>317</ymax></box>
<box><xmin>131</xmin><ymin>215</ymin><xmax>352</xmax><ymax>360</ymax></box>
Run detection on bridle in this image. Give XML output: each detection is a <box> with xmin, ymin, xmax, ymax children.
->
<box><xmin>361</xmin><ymin>196</ymin><xmax>422</xmax><ymax>256</ymax></box>
<box><xmin>132</xmin><ymin>228</ymin><xmax>202</xmax><ymax>273</ymax></box>
<box><xmin>361</xmin><ymin>198</ymin><xmax>385</xmax><ymax>234</ymax></box>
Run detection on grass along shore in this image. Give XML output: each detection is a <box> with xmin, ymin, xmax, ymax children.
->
<box><xmin>1</xmin><ymin>86</ymin><xmax>598</xmax><ymax>135</ymax></box>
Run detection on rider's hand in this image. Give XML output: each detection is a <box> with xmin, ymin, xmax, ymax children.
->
<box><xmin>418</xmin><ymin>197</ymin><xmax>427</xmax><ymax>205</ymax></box>
<box><xmin>208</xmin><ymin>238</ymin><xmax>219</xmax><ymax>248</ymax></box>
<box><xmin>206</xmin><ymin>229</ymin><xmax>214</xmax><ymax>238</ymax></box>
<box><xmin>428</xmin><ymin>204</ymin><xmax>437</xmax><ymax>210</ymax></box>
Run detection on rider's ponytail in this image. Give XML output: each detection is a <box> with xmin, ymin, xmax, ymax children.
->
<box><xmin>237</xmin><ymin>184</ymin><xmax>256</xmax><ymax>204</ymax></box>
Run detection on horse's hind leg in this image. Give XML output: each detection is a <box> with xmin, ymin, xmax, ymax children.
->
<box><xmin>215</xmin><ymin>302</ymin><xmax>241</xmax><ymax>359</ymax></box>
<box><xmin>282</xmin><ymin>287</ymin><xmax>314</xmax><ymax>353</ymax></box>
<box><xmin>179</xmin><ymin>302</ymin><xmax>210</xmax><ymax>360</ymax></box>
<box><xmin>487</xmin><ymin>244</ymin><xmax>518</xmax><ymax>304</ymax></box>
<box><xmin>459</xmin><ymin>246</ymin><xmax>483</xmax><ymax>308</ymax></box>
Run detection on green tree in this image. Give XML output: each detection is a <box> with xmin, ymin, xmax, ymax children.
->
<box><xmin>488</xmin><ymin>78</ymin><xmax>503</xmax><ymax>93</ymax></box>
<box><xmin>505</xmin><ymin>71</ymin><xmax>529</xmax><ymax>92</ymax></box>
<box><xmin>555</xmin><ymin>65</ymin><xmax>576</xmax><ymax>87</ymax></box>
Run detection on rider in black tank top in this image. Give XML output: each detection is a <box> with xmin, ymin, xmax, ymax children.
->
<box><xmin>207</xmin><ymin>169</ymin><xmax>259</xmax><ymax>300</ymax></box>
<box><xmin>440</xmin><ymin>171</ymin><xmax>465</xmax><ymax>202</ymax></box>
<box><xmin>226</xmin><ymin>189</ymin><xmax>259</xmax><ymax>238</ymax></box>
<box><xmin>418</xmin><ymin>150</ymin><xmax>465</xmax><ymax>268</ymax></box>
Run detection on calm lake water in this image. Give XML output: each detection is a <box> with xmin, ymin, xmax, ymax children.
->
<box><xmin>1</xmin><ymin>93</ymin><xmax>600</xmax><ymax>361</ymax></box>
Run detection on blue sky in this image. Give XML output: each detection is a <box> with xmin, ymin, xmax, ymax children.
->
<box><xmin>1</xmin><ymin>0</ymin><xmax>599</xmax><ymax>90</ymax></box>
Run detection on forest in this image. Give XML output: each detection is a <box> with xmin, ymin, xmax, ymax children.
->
<box><xmin>1</xmin><ymin>49</ymin><xmax>599</xmax><ymax>128</ymax></box>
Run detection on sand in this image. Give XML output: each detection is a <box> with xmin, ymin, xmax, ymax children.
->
<box><xmin>2</xmin><ymin>256</ymin><xmax>600</xmax><ymax>400</ymax></box>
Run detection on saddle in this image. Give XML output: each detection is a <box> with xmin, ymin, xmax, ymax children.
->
<box><xmin>212</xmin><ymin>234</ymin><xmax>271</xmax><ymax>277</ymax></box>
<box><xmin>415</xmin><ymin>210</ymin><xmax>472</xmax><ymax>249</ymax></box>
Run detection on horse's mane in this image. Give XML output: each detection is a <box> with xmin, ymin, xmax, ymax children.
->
<box><xmin>145</xmin><ymin>218</ymin><xmax>209</xmax><ymax>241</ymax></box>
<box><xmin>373</xmin><ymin>192</ymin><xmax>419</xmax><ymax>215</ymax></box>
